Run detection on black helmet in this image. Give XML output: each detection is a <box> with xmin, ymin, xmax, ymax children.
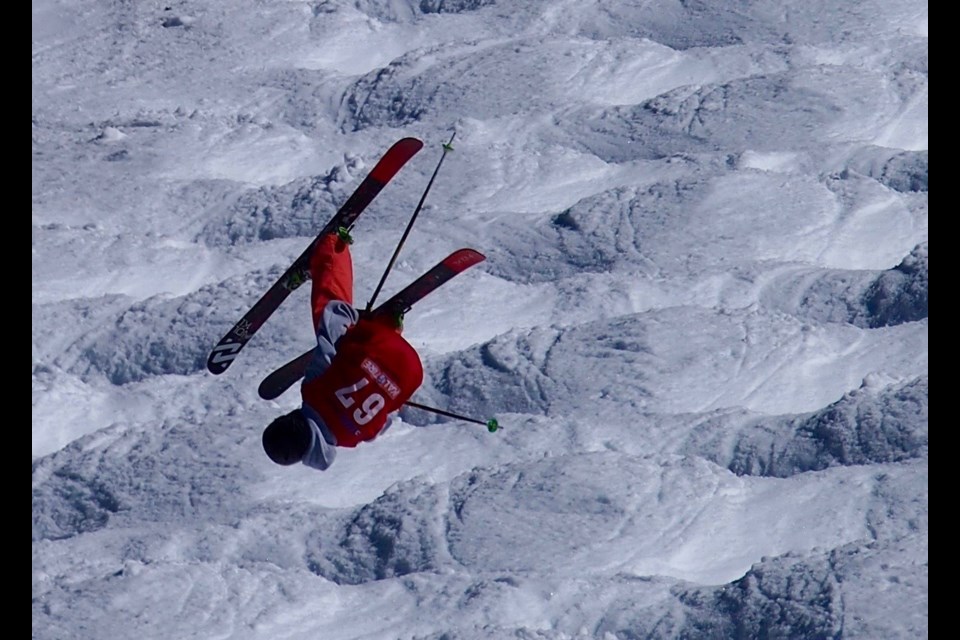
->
<box><xmin>262</xmin><ymin>409</ymin><xmax>312</xmax><ymax>465</ymax></box>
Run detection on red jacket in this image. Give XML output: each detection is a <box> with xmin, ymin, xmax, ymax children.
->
<box><xmin>301</xmin><ymin>318</ymin><xmax>423</xmax><ymax>447</ymax></box>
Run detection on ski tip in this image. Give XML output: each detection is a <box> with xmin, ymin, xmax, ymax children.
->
<box><xmin>258</xmin><ymin>381</ymin><xmax>281</xmax><ymax>401</ymax></box>
<box><xmin>206</xmin><ymin>346</ymin><xmax>237</xmax><ymax>375</ymax></box>
<box><xmin>370</xmin><ymin>138</ymin><xmax>425</xmax><ymax>181</ymax></box>
<box><xmin>444</xmin><ymin>248</ymin><xmax>486</xmax><ymax>269</ymax></box>
<box><xmin>398</xmin><ymin>137</ymin><xmax>425</xmax><ymax>152</ymax></box>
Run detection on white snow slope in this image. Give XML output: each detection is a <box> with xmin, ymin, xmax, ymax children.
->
<box><xmin>33</xmin><ymin>0</ymin><xmax>927</xmax><ymax>638</ymax></box>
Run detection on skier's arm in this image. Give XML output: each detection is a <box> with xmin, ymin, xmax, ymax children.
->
<box><xmin>304</xmin><ymin>300</ymin><xmax>359</xmax><ymax>381</ymax></box>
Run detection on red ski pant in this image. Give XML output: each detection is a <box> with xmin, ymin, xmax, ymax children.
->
<box><xmin>309</xmin><ymin>233</ymin><xmax>353</xmax><ymax>333</ymax></box>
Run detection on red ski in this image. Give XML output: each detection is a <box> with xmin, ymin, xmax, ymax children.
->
<box><xmin>207</xmin><ymin>137</ymin><xmax>423</xmax><ymax>375</ymax></box>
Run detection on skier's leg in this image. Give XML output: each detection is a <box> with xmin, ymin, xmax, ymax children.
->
<box><xmin>367</xmin><ymin>310</ymin><xmax>404</xmax><ymax>335</ymax></box>
<box><xmin>310</xmin><ymin>232</ymin><xmax>354</xmax><ymax>332</ymax></box>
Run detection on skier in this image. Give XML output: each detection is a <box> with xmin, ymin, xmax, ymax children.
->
<box><xmin>261</xmin><ymin>229</ymin><xmax>423</xmax><ymax>470</ymax></box>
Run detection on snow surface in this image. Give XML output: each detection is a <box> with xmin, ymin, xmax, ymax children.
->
<box><xmin>33</xmin><ymin>0</ymin><xmax>927</xmax><ymax>638</ymax></box>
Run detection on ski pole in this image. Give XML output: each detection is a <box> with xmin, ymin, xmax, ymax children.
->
<box><xmin>366</xmin><ymin>131</ymin><xmax>457</xmax><ymax>312</ymax></box>
<box><xmin>405</xmin><ymin>400</ymin><xmax>501</xmax><ymax>433</ymax></box>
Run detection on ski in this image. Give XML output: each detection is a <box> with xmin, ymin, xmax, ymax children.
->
<box><xmin>258</xmin><ymin>248</ymin><xmax>486</xmax><ymax>400</ymax></box>
<box><xmin>257</xmin><ymin>349</ymin><xmax>316</xmax><ymax>400</ymax></box>
<box><xmin>207</xmin><ymin>137</ymin><xmax>424</xmax><ymax>375</ymax></box>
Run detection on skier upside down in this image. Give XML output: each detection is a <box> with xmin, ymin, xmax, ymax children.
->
<box><xmin>261</xmin><ymin>230</ymin><xmax>423</xmax><ymax>470</ymax></box>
